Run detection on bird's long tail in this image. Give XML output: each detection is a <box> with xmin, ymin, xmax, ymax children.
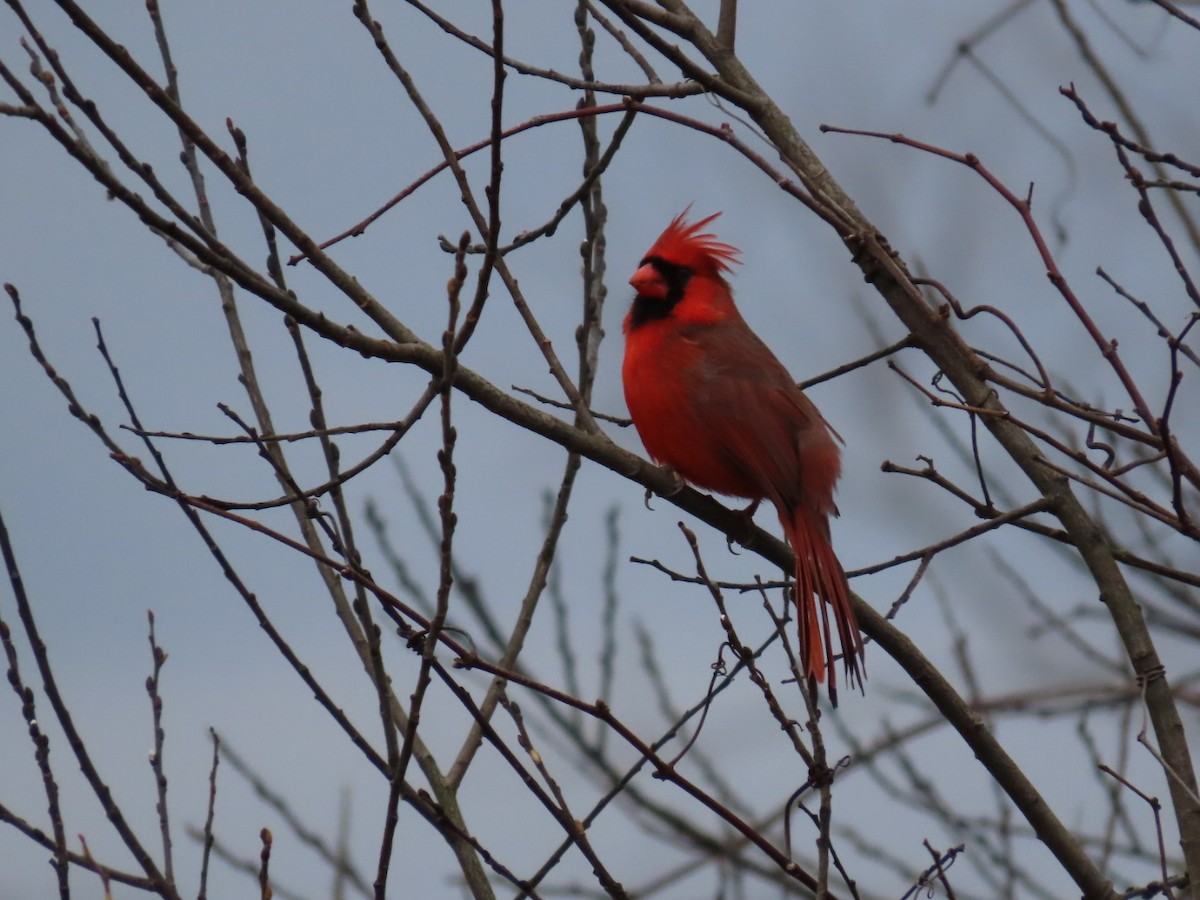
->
<box><xmin>782</xmin><ymin>505</ymin><xmax>865</xmax><ymax>706</ymax></box>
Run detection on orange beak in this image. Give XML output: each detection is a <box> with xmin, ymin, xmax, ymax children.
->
<box><xmin>629</xmin><ymin>262</ymin><xmax>667</xmax><ymax>298</ymax></box>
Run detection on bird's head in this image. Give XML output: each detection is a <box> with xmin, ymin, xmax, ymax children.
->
<box><xmin>629</xmin><ymin>209</ymin><xmax>741</xmax><ymax>302</ymax></box>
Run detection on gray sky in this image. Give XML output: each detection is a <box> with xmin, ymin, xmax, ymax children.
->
<box><xmin>3</xmin><ymin>2</ymin><xmax>1198</xmax><ymax>897</ymax></box>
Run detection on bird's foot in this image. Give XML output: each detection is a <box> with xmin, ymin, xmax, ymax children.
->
<box><xmin>643</xmin><ymin>468</ymin><xmax>686</xmax><ymax>509</ymax></box>
<box><xmin>726</xmin><ymin>498</ymin><xmax>762</xmax><ymax>554</ymax></box>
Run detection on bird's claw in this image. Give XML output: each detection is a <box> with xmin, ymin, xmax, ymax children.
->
<box><xmin>725</xmin><ymin>498</ymin><xmax>762</xmax><ymax>554</ymax></box>
<box><xmin>644</xmin><ymin>468</ymin><xmax>686</xmax><ymax>510</ymax></box>
<box><xmin>663</xmin><ymin>467</ymin><xmax>686</xmax><ymax>495</ymax></box>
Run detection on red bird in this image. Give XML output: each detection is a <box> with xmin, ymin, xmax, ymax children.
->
<box><xmin>622</xmin><ymin>211</ymin><xmax>865</xmax><ymax>704</ymax></box>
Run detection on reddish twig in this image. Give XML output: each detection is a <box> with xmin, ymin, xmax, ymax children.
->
<box><xmin>1098</xmin><ymin>765</ymin><xmax>1177</xmax><ymax>900</ymax></box>
<box><xmin>822</xmin><ymin>122</ymin><xmax>1160</xmax><ymax>431</ymax></box>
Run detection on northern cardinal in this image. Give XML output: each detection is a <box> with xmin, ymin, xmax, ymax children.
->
<box><xmin>622</xmin><ymin>211</ymin><xmax>865</xmax><ymax>704</ymax></box>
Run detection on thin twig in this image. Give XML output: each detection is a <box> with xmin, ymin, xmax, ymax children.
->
<box><xmin>145</xmin><ymin>611</ymin><xmax>175</xmax><ymax>888</ymax></box>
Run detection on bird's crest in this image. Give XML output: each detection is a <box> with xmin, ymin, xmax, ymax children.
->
<box><xmin>644</xmin><ymin>209</ymin><xmax>741</xmax><ymax>278</ymax></box>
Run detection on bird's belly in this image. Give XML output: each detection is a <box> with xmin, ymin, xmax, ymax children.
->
<box><xmin>627</xmin><ymin>390</ymin><xmax>762</xmax><ymax>500</ymax></box>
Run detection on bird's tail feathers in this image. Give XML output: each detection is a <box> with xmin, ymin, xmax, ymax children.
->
<box><xmin>785</xmin><ymin>506</ymin><xmax>865</xmax><ymax>706</ymax></box>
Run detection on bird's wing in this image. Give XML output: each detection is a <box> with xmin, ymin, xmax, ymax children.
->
<box><xmin>682</xmin><ymin>320</ymin><xmax>841</xmax><ymax>511</ymax></box>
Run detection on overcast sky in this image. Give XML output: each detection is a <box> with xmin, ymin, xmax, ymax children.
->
<box><xmin>2</xmin><ymin>2</ymin><xmax>1198</xmax><ymax>897</ymax></box>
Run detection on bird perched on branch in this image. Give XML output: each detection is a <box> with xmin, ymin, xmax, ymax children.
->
<box><xmin>621</xmin><ymin>210</ymin><xmax>865</xmax><ymax>705</ymax></box>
